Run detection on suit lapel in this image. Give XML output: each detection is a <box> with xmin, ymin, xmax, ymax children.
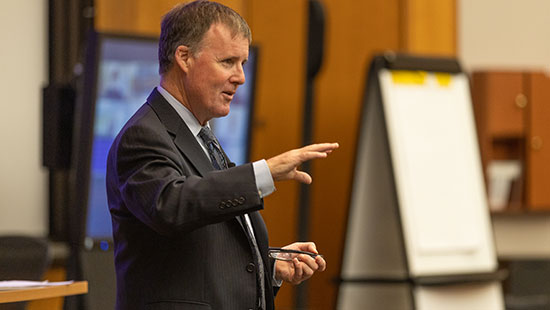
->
<box><xmin>146</xmin><ymin>88</ymin><xmax>213</xmax><ymax>176</ymax></box>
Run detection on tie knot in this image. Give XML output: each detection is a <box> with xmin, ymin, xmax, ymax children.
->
<box><xmin>198</xmin><ymin>126</ymin><xmax>227</xmax><ymax>170</ymax></box>
<box><xmin>198</xmin><ymin>126</ymin><xmax>218</xmax><ymax>145</ymax></box>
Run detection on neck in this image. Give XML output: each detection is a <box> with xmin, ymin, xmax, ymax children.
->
<box><xmin>160</xmin><ymin>72</ymin><xmax>207</xmax><ymax>126</ymax></box>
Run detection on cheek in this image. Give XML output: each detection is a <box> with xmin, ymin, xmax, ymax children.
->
<box><xmin>204</xmin><ymin>74</ymin><xmax>224</xmax><ymax>94</ymax></box>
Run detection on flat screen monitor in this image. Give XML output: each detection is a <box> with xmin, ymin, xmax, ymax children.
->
<box><xmin>78</xmin><ymin>33</ymin><xmax>160</xmax><ymax>242</ymax></box>
<box><xmin>74</xmin><ymin>32</ymin><xmax>259</xmax><ymax>243</ymax></box>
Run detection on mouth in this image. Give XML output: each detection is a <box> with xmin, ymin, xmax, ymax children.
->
<box><xmin>221</xmin><ymin>90</ymin><xmax>236</xmax><ymax>100</ymax></box>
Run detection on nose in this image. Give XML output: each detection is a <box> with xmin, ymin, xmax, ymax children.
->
<box><xmin>231</xmin><ymin>63</ymin><xmax>245</xmax><ymax>85</ymax></box>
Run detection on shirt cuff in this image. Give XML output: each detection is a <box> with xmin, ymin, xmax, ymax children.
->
<box><xmin>252</xmin><ymin>159</ymin><xmax>275</xmax><ymax>198</ymax></box>
<box><xmin>272</xmin><ymin>260</ymin><xmax>283</xmax><ymax>287</ymax></box>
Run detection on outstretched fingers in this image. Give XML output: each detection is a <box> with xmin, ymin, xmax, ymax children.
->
<box><xmin>301</xmin><ymin>143</ymin><xmax>339</xmax><ymax>153</ymax></box>
<box><xmin>296</xmin><ymin>145</ymin><xmax>339</xmax><ymax>166</ymax></box>
<box><xmin>267</xmin><ymin>142</ymin><xmax>339</xmax><ymax>183</ymax></box>
<box><xmin>303</xmin><ymin>151</ymin><xmax>328</xmax><ymax>160</ymax></box>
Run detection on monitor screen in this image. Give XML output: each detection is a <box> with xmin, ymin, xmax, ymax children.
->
<box><xmin>86</xmin><ymin>34</ymin><xmax>160</xmax><ymax>240</ymax></box>
<box><xmin>78</xmin><ymin>33</ymin><xmax>259</xmax><ymax>241</ymax></box>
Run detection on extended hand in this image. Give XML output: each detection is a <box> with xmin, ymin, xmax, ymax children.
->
<box><xmin>274</xmin><ymin>242</ymin><xmax>326</xmax><ymax>285</ymax></box>
<box><xmin>266</xmin><ymin>143</ymin><xmax>339</xmax><ymax>184</ymax></box>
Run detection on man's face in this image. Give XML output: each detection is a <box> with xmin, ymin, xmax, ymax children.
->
<box><xmin>183</xmin><ymin>23</ymin><xmax>249</xmax><ymax>125</ymax></box>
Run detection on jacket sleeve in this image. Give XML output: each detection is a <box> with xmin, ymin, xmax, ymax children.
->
<box><xmin>107</xmin><ymin>117</ymin><xmax>263</xmax><ymax>236</ymax></box>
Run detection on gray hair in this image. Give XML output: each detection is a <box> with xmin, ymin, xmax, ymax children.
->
<box><xmin>158</xmin><ymin>0</ymin><xmax>251</xmax><ymax>74</ymax></box>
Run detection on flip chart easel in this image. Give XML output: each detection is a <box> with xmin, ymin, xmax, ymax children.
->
<box><xmin>337</xmin><ymin>53</ymin><xmax>505</xmax><ymax>310</ymax></box>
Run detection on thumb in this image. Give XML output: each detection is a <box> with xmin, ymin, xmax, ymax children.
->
<box><xmin>309</xmin><ymin>243</ymin><xmax>318</xmax><ymax>254</ymax></box>
<box><xmin>293</xmin><ymin>171</ymin><xmax>312</xmax><ymax>184</ymax></box>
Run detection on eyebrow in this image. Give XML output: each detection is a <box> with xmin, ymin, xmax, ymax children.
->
<box><xmin>219</xmin><ymin>56</ymin><xmax>248</xmax><ymax>64</ymax></box>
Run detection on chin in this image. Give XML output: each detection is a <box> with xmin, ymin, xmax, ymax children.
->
<box><xmin>213</xmin><ymin>108</ymin><xmax>230</xmax><ymax>118</ymax></box>
<box><xmin>220</xmin><ymin>103</ymin><xmax>231</xmax><ymax>116</ymax></box>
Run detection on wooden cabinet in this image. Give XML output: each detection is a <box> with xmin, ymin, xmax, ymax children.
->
<box><xmin>527</xmin><ymin>73</ymin><xmax>550</xmax><ymax>210</ymax></box>
<box><xmin>472</xmin><ymin>71</ymin><xmax>550</xmax><ymax>211</ymax></box>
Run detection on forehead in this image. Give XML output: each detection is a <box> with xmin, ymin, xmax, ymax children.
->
<box><xmin>198</xmin><ymin>23</ymin><xmax>249</xmax><ymax>58</ymax></box>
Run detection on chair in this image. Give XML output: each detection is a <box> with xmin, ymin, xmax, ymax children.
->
<box><xmin>0</xmin><ymin>236</ymin><xmax>50</xmax><ymax>310</ymax></box>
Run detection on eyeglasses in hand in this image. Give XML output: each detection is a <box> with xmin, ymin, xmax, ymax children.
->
<box><xmin>268</xmin><ymin>247</ymin><xmax>324</xmax><ymax>261</ymax></box>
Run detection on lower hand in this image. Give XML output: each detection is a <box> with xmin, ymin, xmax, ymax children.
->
<box><xmin>274</xmin><ymin>242</ymin><xmax>326</xmax><ymax>285</ymax></box>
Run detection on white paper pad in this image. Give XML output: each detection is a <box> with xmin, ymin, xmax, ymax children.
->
<box><xmin>0</xmin><ymin>280</ymin><xmax>74</xmax><ymax>290</ymax></box>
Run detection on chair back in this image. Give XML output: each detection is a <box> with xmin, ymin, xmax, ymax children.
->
<box><xmin>0</xmin><ymin>236</ymin><xmax>50</xmax><ymax>310</ymax></box>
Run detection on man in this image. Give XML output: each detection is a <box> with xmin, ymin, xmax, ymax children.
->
<box><xmin>106</xmin><ymin>1</ymin><xmax>338</xmax><ymax>309</ymax></box>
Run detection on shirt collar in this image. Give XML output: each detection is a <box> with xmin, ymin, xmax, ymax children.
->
<box><xmin>156</xmin><ymin>85</ymin><xmax>210</xmax><ymax>136</ymax></box>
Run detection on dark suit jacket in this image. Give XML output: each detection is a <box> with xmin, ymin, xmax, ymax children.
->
<box><xmin>106</xmin><ymin>88</ymin><xmax>276</xmax><ymax>310</ymax></box>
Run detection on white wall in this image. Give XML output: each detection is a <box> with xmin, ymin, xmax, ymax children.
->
<box><xmin>459</xmin><ymin>0</ymin><xmax>550</xmax><ymax>72</ymax></box>
<box><xmin>459</xmin><ymin>0</ymin><xmax>550</xmax><ymax>258</ymax></box>
<box><xmin>0</xmin><ymin>1</ymin><xmax>48</xmax><ymax>236</ymax></box>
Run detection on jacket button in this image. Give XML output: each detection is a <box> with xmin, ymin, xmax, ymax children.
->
<box><xmin>246</xmin><ymin>263</ymin><xmax>255</xmax><ymax>273</ymax></box>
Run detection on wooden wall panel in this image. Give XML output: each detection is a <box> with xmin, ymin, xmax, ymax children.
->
<box><xmin>401</xmin><ymin>0</ymin><xmax>456</xmax><ymax>56</ymax></box>
<box><xmin>307</xmin><ymin>0</ymin><xmax>401</xmax><ymax>308</ymax></box>
<box><xmin>95</xmin><ymin>0</ymin><xmax>247</xmax><ymax>34</ymax></box>
<box><xmin>247</xmin><ymin>1</ymin><xmax>308</xmax><ymax>308</ymax></box>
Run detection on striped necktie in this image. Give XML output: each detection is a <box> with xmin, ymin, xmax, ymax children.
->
<box><xmin>198</xmin><ymin>127</ymin><xmax>228</xmax><ymax>170</ymax></box>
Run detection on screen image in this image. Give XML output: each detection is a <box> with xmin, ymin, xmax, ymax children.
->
<box><xmin>84</xmin><ymin>35</ymin><xmax>258</xmax><ymax>240</ymax></box>
<box><xmin>86</xmin><ymin>36</ymin><xmax>160</xmax><ymax>239</ymax></box>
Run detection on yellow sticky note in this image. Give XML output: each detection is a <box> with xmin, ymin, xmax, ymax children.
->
<box><xmin>435</xmin><ymin>73</ymin><xmax>452</xmax><ymax>87</ymax></box>
<box><xmin>391</xmin><ymin>70</ymin><xmax>427</xmax><ymax>85</ymax></box>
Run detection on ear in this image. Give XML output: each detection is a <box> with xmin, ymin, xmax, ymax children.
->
<box><xmin>174</xmin><ymin>45</ymin><xmax>192</xmax><ymax>73</ymax></box>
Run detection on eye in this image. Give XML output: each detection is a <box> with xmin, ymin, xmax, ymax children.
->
<box><xmin>221</xmin><ymin>58</ymin><xmax>234</xmax><ymax>66</ymax></box>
